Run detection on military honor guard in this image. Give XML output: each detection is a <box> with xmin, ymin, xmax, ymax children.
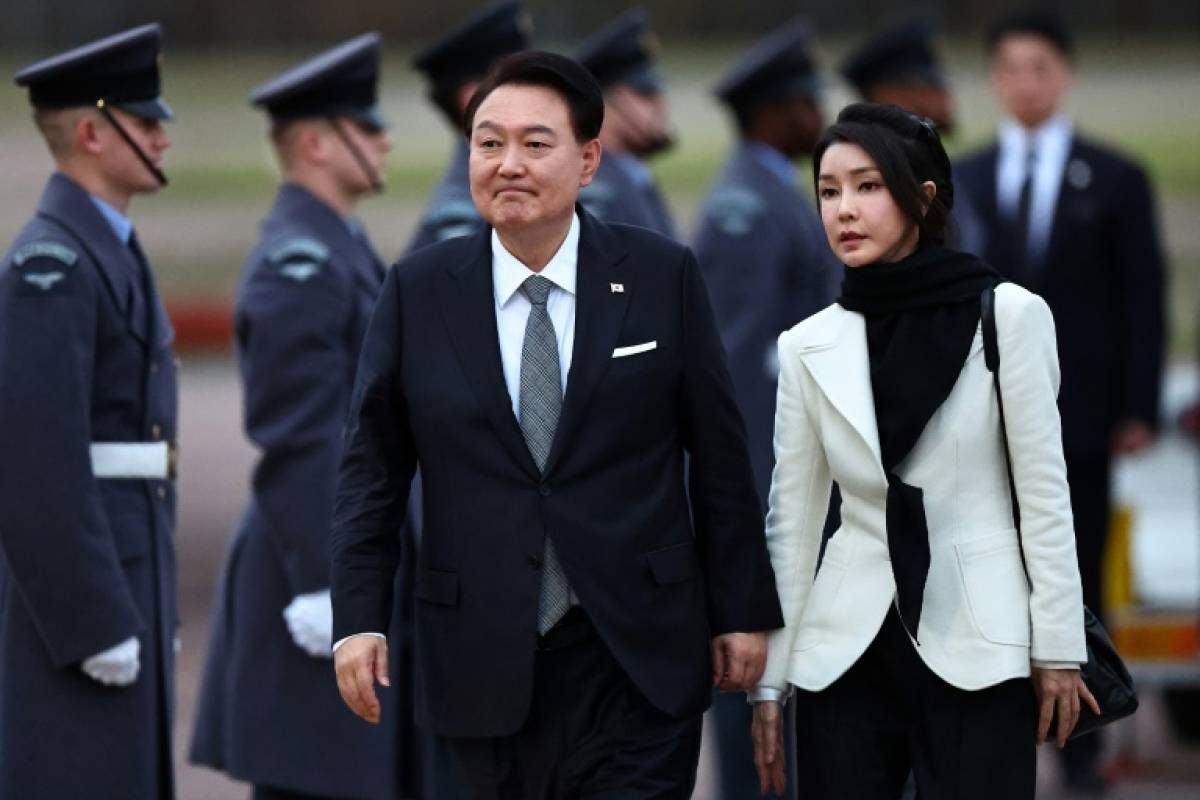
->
<box><xmin>575</xmin><ymin>7</ymin><xmax>678</xmax><ymax>237</ymax></box>
<box><xmin>0</xmin><ymin>24</ymin><xmax>180</xmax><ymax>799</ymax></box>
<box><xmin>955</xmin><ymin>14</ymin><xmax>1167</xmax><ymax>791</ymax></box>
<box><xmin>840</xmin><ymin>17</ymin><xmax>986</xmax><ymax>254</ymax></box>
<box><xmin>691</xmin><ymin>19</ymin><xmax>841</xmax><ymax>800</ymax></box>
<box><xmin>407</xmin><ymin>1</ymin><xmax>532</xmax><ymax>253</ymax></box>
<box><xmin>188</xmin><ymin>34</ymin><xmax>402</xmax><ymax>800</ymax></box>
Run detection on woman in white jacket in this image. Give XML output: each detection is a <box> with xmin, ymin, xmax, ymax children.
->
<box><xmin>749</xmin><ymin>103</ymin><xmax>1098</xmax><ymax>799</ymax></box>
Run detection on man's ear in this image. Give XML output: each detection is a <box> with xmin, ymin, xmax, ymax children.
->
<box><xmin>75</xmin><ymin>113</ymin><xmax>102</xmax><ymax>156</ymax></box>
<box><xmin>579</xmin><ymin>138</ymin><xmax>602</xmax><ymax>188</ymax></box>
<box><xmin>297</xmin><ymin>122</ymin><xmax>329</xmax><ymax>166</ymax></box>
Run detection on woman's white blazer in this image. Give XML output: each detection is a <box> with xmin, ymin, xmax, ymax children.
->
<box><xmin>757</xmin><ymin>283</ymin><xmax>1087</xmax><ymax>697</ymax></box>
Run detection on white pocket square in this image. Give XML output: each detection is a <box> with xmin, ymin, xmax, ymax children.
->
<box><xmin>612</xmin><ymin>341</ymin><xmax>657</xmax><ymax>358</ymax></box>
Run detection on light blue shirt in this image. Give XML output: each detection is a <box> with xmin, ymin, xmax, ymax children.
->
<box><xmin>745</xmin><ymin>142</ymin><xmax>799</xmax><ymax>191</ymax></box>
<box><xmin>608</xmin><ymin>151</ymin><xmax>654</xmax><ymax>190</ymax></box>
<box><xmin>89</xmin><ymin>195</ymin><xmax>133</xmax><ymax>245</ymax></box>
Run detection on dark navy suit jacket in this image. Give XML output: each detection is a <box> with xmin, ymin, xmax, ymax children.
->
<box><xmin>956</xmin><ymin>134</ymin><xmax>1166</xmax><ymax>459</ymax></box>
<box><xmin>332</xmin><ymin>208</ymin><xmax>783</xmax><ymax>737</ymax></box>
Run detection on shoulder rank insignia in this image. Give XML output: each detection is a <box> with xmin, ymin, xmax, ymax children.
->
<box><xmin>13</xmin><ymin>241</ymin><xmax>78</xmax><ymax>268</ymax></box>
<box><xmin>23</xmin><ymin>271</ymin><xmax>67</xmax><ymax>291</ymax></box>
<box><xmin>706</xmin><ymin>187</ymin><xmax>765</xmax><ymax>237</ymax></box>
<box><xmin>269</xmin><ymin>237</ymin><xmax>329</xmax><ymax>283</ymax></box>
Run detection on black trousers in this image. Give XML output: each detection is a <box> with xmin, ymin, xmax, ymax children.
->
<box><xmin>793</xmin><ymin>608</ymin><xmax>1037</xmax><ymax>800</ymax></box>
<box><xmin>1059</xmin><ymin>453</ymin><xmax>1111</xmax><ymax>782</ymax></box>
<box><xmin>444</xmin><ymin>609</ymin><xmax>702</xmax><ymax>800</ymax></box>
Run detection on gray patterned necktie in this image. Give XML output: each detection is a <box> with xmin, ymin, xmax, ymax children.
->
<box><xmin>518</xmin><ymin>275</ymin><xmax>571</xmax><ymax>634</ymax></box>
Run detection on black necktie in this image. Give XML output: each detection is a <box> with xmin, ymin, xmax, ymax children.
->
<box><xmin>1012</xmin><ymin>145</ymin><xmax>1037</xmax><ymax>278</ymax></box>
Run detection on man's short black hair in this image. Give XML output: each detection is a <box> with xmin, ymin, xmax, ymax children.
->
<box><xmin>463</xmin><ymin>50</ymin><xmax>604</xmax><ymax>143</ymax></box>
<box><xmin>986</xmin><ymin>11</ymin><xmax>1074</xmax><ymax>60</ymax></box>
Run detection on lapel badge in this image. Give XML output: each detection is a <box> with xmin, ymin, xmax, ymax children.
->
<box><xmin>1067</xmin><ymin>158</ymin><xmax>1092</xmax><ymax>190</ymax></box>
<box><xmin>610</xmin><ymin>282</ymin><xmax>625</xmax><ymax>294</ymax></box>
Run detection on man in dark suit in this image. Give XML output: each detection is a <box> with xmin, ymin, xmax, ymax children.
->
<box><xmin>331</xmin><ymin>51</ymin><xmax>783</xmax><ymax>798</ymax></box>
<box><xmin>407</xmin><ymin>1</ymin><xmax>531</xmax><ymax>253</ymax></box>
<box><xmin>188</xmin><ymin>35</ymin><xmax>406</xmax><ymax>800</ymax></box>
<box><xmin>576</xmin><ymin>7</ymin><xmax>677</xmax><ymax>237</ymax></box>
<box><xmin>0</xmin><ymin>24</ymin><xmax>179</xmax><ymax>799</ymax></box>
<box><xmin>956</xmin><ymin>12</ymin><xmax>1166</xmax><ymax>794</ymax></box>
<box><xmin>691</xmin><ymin>19</ymin><xmax>835</xmax><ymax>799</ymax></box>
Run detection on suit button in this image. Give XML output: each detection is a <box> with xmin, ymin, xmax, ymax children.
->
<box><xmin>538</xmin><ymin>484</ymin><xmax>551</xmax><ymax>497</ymax></box>
<box><xmin>527</xmin><ymin>555</ymin><xmax>542</xmax><ymax>570</ymax></box>
<box><xmin>157</xmin><ymin>486</ymin><xmax>167</xmax><ymax>500</ymax></box>
<box><xmin>151</xmin><ymin>424</ymin><xmax>162</xmax><ymax>440</ymax></box>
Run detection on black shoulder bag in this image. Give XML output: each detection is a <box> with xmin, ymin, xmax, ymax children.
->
<box><xmin>981</xmin><ymin>284</ymin><xmax>1138</xmax><ymax>738</ymax></box>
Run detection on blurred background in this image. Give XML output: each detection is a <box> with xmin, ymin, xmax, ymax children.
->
<box><xmin>2</xmin><ymin>1</ymin><xmax>1198</xmax><ymax>798</ymax></box>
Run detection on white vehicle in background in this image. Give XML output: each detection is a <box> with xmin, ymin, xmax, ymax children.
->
<box><xmin>1110</xmin><ymin>364</ymin><xmax>1200</xmax><ymax>742</ymax></box>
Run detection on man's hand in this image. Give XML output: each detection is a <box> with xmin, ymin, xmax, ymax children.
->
<box><xmin>334</xmin><ymin>634</ymin><xmax>390</xmax><ymax>724</ymax></box>
<box><xmin>752</xmin><ymin>700</ymin><xmax>787</xmax><ymax>796</ymax></box>
<box><xmin>1112</xmin><ymin>420</ymin><xmax>1154</xmax><ymax>456</ymax></box>
<box><xmin>1032</xmin><ymin>666</ymin><xmax>1101</xmax><ymax>747</ymax></box>
<box><xmin>81</xmin><ymin>636</ymin><xmax>140</xmax><ymax>687</ymax></box>
<box><xmin>711</xmin><ymin>631</ymin><xmax>768</xmax><ymax>692</ymax></box>
<box><xmin>283</xmin><ymin>589</ymin><xmax>333</xmax><ymax>659</ymax></box>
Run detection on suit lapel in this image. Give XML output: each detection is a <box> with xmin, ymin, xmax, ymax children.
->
<box><xmin>436</xmin><ymin>229</ymin><xmax>541</xmax><ymax>480</ymax></box>
<box><xmin>543</xmin><ymin>210</ymin><xmax>630</xmax><ymax>477</ymax></box>
<box><xmin>1040</xmin><ymin>136</ymin><xmax>1086</xmax><ymax>275</ymax></box>
<box><xmin>797</xmin><ymin>307</ymin><xmax>883</xmax><ymax>465</ymax></box>
<box><xmin>37</xmin><ymin>174</ymin><xmax>148</xmax><ymax>343</ymax></box>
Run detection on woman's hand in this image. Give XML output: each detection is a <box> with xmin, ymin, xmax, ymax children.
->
<box><xmin>1032</xmin><ymin>666</ymin><xmax>1101</xmax><ymax>747</ymax></box>
<box><xmin>752</xmin><ymin>700</ymin><xmax>787</xmax><ymax>796</ymax></box>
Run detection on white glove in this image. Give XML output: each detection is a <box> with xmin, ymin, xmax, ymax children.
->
<box><xmin>81</xmin><ymin>636</ymin><xmax>140</xmax><ymax>687</ymax></box>
<box><xmin>283</xmin><ymin>589</ymin><xmax>333</xmax><ymax>659</ymax></box>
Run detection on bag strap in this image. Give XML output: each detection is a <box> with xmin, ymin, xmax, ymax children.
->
<box><xmin>981</xmin><ymin>284</ymin><xmax>1024</xmax><ymax>536</ymax></box>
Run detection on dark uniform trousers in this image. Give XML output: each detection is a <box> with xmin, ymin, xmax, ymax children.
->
<box><xmin>794</xmin><ymin>608</ymin><xmax>1037</xmax><ymax>800</ymax></box>
<box><xmin>445</xmin><ymin>610</ymin><xmax>703</xmax><ymax>800</ymax></box>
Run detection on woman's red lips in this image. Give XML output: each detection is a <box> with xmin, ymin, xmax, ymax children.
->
<box><xmin>839</xmin><ymin>232</ymin><xmax>866</xmax><ymax>243</ymax></box>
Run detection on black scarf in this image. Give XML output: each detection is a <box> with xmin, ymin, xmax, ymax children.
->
<box><xmin>838</xmin><ymin>245</ymin><xmax>1001</xmax><ymax>639</ymax></box>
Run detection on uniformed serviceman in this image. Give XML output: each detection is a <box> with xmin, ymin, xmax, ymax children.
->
<box><xmin>575</xmin><ymin>7</ymin><xmax>677</xmax><ymax>237</ymax></box>
<box><xmin>692</xmin><ymin>20</ymin><xmax>839</xmax><ymax>800</ymax></box>
<box><xmin>0</xmin><ymin>24</ymin><xmax>180</xmax><ymax>799</ymax></box>
<box><xmin>406</xmin><ymin>0</ymin><xmax>532</xmax><ymax>253</ymax></box>
<box><xmin>188</xmin><ymin>34</ymin><xmax>402</xmax><ymax>800</ymax></box>
<box><xmin>840</xmin><ymin>17</ymin><xmax>986</xmax><ymax>255</ymax></box>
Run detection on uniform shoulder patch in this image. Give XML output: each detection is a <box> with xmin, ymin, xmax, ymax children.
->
<box><xmin>13</xmin><ymin>241</ymin><xmax>78</xmax><ymax>268</ymax></box>
<box><xmin>704</xmin><ymin>187</ymin><xmax>766</xmax><ymax>237</ymax></box>
<box><xmin>425</xmin><ymin>200</ymin><xmax>480</xmax><ymax>242</ymax></box>
<box><xmin>579</xmin><ymin>179</ymin><xmax>615</xmax><ymax>214</ymax></box>
<box><xmin>8</xmin><ymin>240</ymin><xmax>79</xmax><ymax>296</ymax></box>
<box><xmin>268</xmin><ymin>237</ymin><xmax>330</xmax><ymax>283</ymax></box>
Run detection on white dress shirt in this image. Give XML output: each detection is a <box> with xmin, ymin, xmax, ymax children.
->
<box><xmin>333</xmin><ymin>212</ymin><xmax>582</xmax><ymax>654</ymax></box>
<box><xmin>996</xmin><ymin>114</ymin><xmax>1073</xmax><ymax>264</ymax></box>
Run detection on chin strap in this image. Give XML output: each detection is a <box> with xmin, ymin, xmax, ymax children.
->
<box><xmin>96</xmin><ymin>99</ymin><xmax>168</xmax><ymax>187</ymax></box>
<box><xmin>328</xmin><ymin>117</ymin><xmax>383</xmax><ymax>194</ymax></box>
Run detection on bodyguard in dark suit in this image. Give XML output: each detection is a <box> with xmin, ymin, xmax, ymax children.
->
<box><xmin>576</xmin><ymin>8</ymin><xmax>677</xmax><ymax>237</ymax></box>
<box><xmin>0</xmin><ymin>25</ymin><xmax>179</xmax><ymax>799</ymax></box>
<box><xmin>188</xmin><ymin>35</ymin><xmax>403</xmax><ymax>800</ymax></box>
<box><xmin>692</xmin><ymin>20</ymin><xmax>835</xmax><ymax>799</ymax></box>
<box><xmin>331</xmin><ymin>52</ymin><xmax>783</xmax><ymax>798</ymax></box>
<box><xmin>955</xmin><ymin>13</ymin><xmax>1166</xmax><ymax>793</ymax></box>
<box><xmin>840</xmin><ymin>17</ymin><xmax>986</xmax><ymax>255</ymax></box>
<box><xmin>407</xmin><ymin>1</ymin><xmax>532</xmax><ymax>253</ymax></box>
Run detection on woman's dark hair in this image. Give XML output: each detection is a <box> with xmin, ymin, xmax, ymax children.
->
<box><xmin>811</xmin><ymin>102</ymin><xmax>955</xmax><ymax>245</ymax></box>
<box><xmin>462</xmin><ymin>50</ymin><xmax>604</xmax><ymax>143</ymax></box>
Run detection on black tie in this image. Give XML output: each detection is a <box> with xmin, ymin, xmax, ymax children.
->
<box><xmin>1012</xmin><ymin>145</ymin><xmax>1037</xmax><ymax>279</ymax></box>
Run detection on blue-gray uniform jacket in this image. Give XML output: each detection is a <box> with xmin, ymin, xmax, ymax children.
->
<box><xmin>0</xmin><ymin>173</ymin><xmax>179</xmax><ymax>799</ymax></box>
<box><xmin>580</xmin><ymin>151</ymin><xmax>677</xmax><ymax>238</ymax></box>
<box><xmin>189</xmin><ymin>184</ymin><xmax>401</xmax><ymax>798</ymax></box>
<box><xmin>693</xmin><ymin>143</ymin><xmax>839</xmax><ymax>510</ymax></box>
<box><xmin>406</xmin><ymin>140</ymin><xmax>482</xmax><ymax>255</ymax></box>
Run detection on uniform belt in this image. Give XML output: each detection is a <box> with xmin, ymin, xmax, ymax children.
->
<box><xmin>90</xmin><ymin>441</ymin><xmax>178</xmax><ymax>480</ymax></box>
